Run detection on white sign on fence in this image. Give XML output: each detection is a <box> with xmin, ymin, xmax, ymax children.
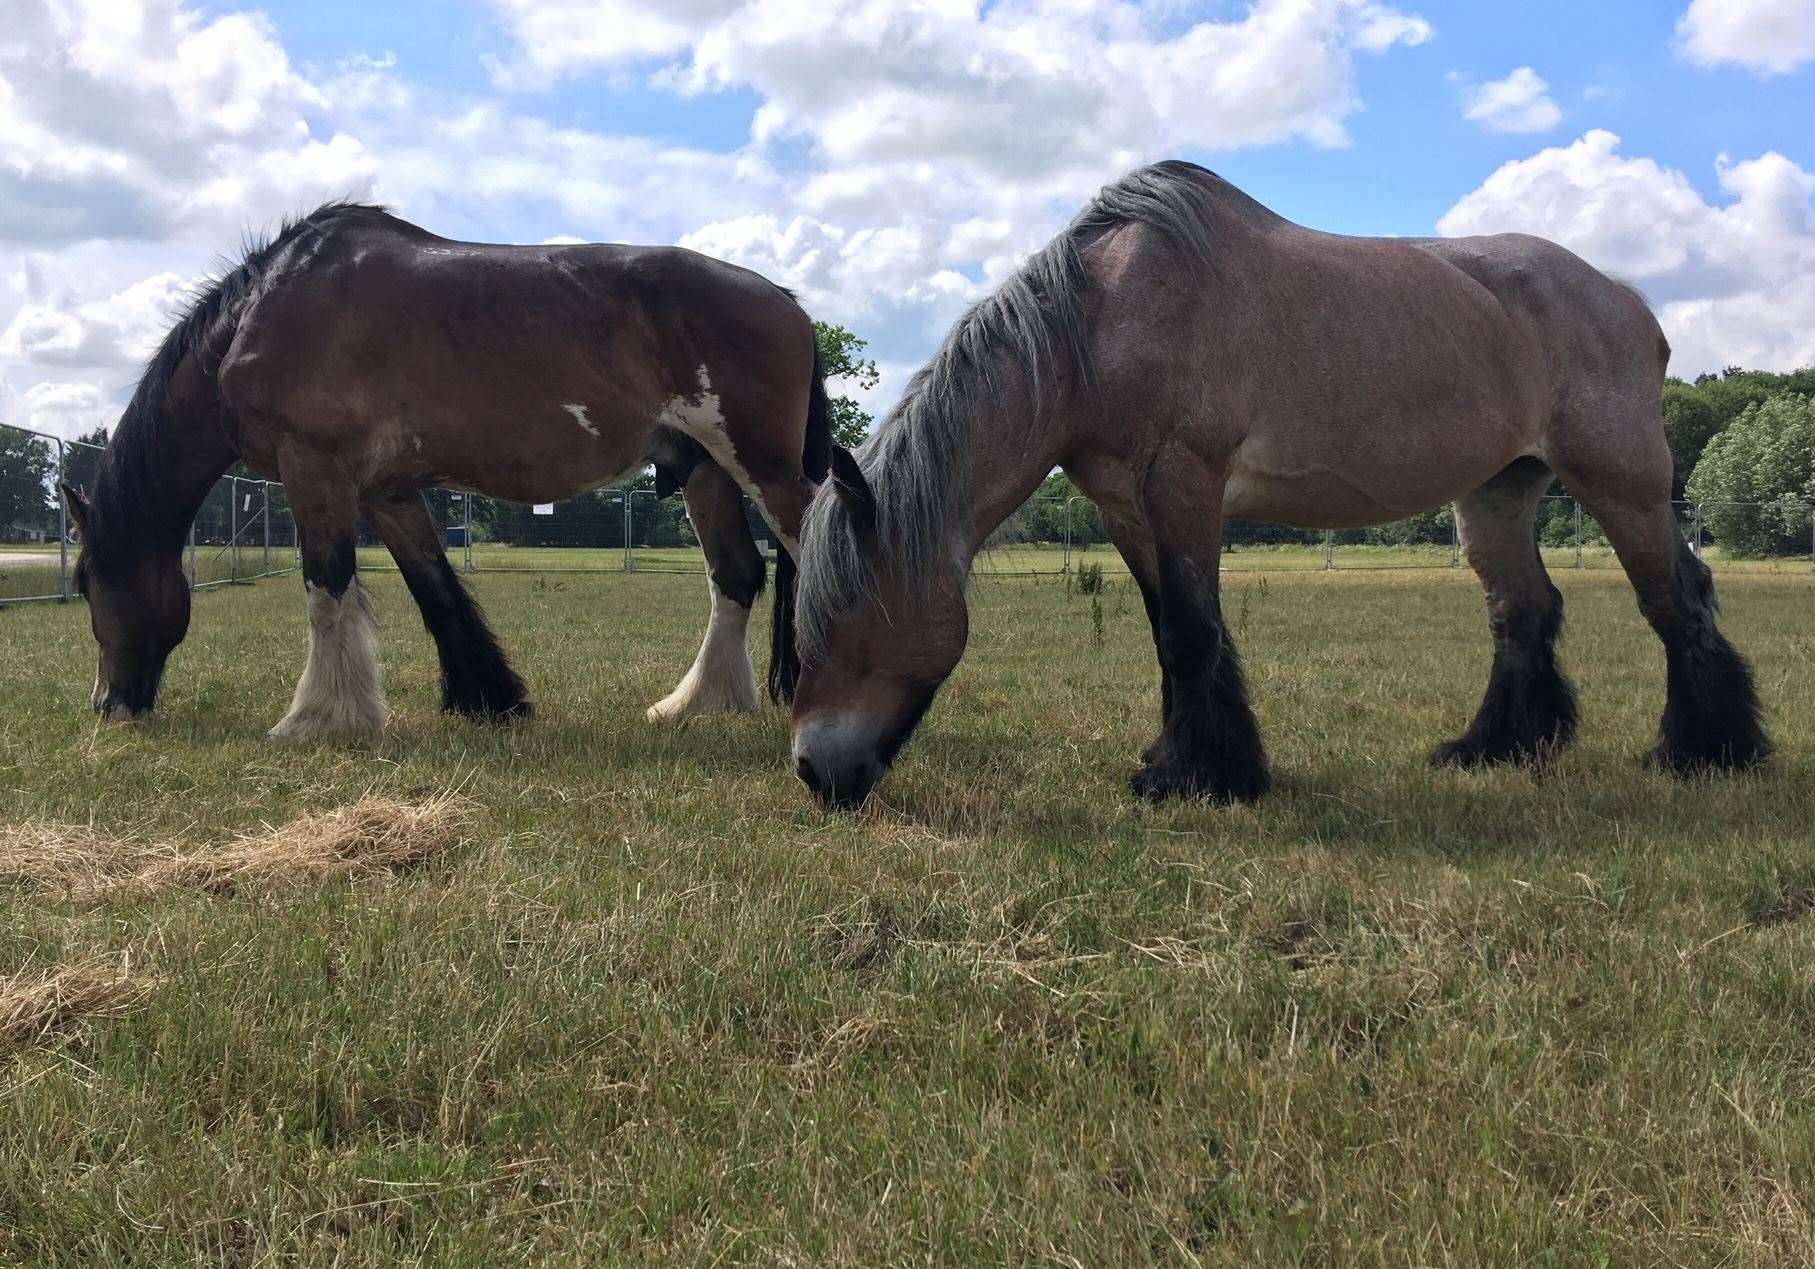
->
<box><xmin>533</xmin><ymin>503</ymin><xmax>555</xmax><ymax>515</ymax></box>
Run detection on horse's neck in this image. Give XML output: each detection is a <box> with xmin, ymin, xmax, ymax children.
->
<box><xmin>109</xmin><ymin>372</ymin><xmax>238</xmax><ymax>552</ymax></box>
<box><xmin>949</xmin><ymin>388</ymin><xmax>1073</xmax><ymax>568</ymax></box>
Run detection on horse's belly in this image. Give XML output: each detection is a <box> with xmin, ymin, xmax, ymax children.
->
<box><xmin>400</xmin><ymin>404</ymin><xmax>657</xmax><ymax>504</ymax></box>
<box><xmin>1223</xmin><ymin>409</ymin><xmax>1533</xmax><ymax>529</ymax></box>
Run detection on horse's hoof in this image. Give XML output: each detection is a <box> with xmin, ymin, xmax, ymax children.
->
<box><xmin>645</xmin><ymin>691</ymin><xmax>757</xmax><ymax>725</ymax></box>
<box><xmin>1431</xmin><ymin>734</ymin><xmax>1561</xmax><ymax>770</ymax></box>
<box><xmin>266</xmin><ymin>712</ymin><xmax>387</xmax><ymax>743</ymax></box>
<box><xmin>1130</xmin><ymin>758</ymin><xmax>1267</xmax><ymax>805</ymax></box>
<box><xmin>446</xmin><ymin>696</ymin><xmax>533</xmax><ymax>723</ymax></box>
<box><xmin>1645</xmin><ymin>736</ymin><xmax>1769</xmax><ymax>777</ymax></box>
<box><xmin>645</xmin><ymin>698</ymin><xmax>689</xmax><ymax>725</ymax></box>
<box><xmin>1430</xmin><ymin>737</ymin><xmax>1491</xmax><ymax>769</ymax></box>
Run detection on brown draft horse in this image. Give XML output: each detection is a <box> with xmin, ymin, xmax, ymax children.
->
<box><xmin>62</xmin><ymin>201</ymin><xmax>830</xmax><ymax>738</ymax></box>
<box><xmin>791</xmin><ymin>160</ymin><xmax>1771</xmax><ymax>809</ymax></box>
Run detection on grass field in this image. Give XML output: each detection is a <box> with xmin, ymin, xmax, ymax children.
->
<box><xmin>6</xmin><ymin>537</ymin><xmax>1810</xmax><ymax>604</ymax></box>
<box><xmin>2</xmin><ymin>564</ymin><xmax>1813</xmax><ymax>1264</ymax></box>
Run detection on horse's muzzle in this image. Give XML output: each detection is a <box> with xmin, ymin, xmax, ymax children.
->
<box><xmin>94</xmin><ymin>660</ymin><xmax>164</xmax><ymax>721</ymax></box>
<box><xmin>792</xmin><ymin>717</ymin><xmax>886</xmax><ymax>810</ymax></box>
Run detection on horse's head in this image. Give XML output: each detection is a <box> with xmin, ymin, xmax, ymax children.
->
<box><xmin>62</xmin><ymin>484</ymin><xmax>190</xmax><ymax>719</ymax></box>
<box><xmin>790</xmin><ymin>449</ymin><xmax>969</xmax><ymax>809</ymax></box>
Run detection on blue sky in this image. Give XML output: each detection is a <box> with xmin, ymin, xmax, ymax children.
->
<box><xmin>4</xmin><ymin>0</ymin><xmax>1814</xmax><ymax>438</ymax></box>
<box><xmin>228</xmin><ymin>0</ymin><xmax>1815</xmax><ymax>234</ymax></box>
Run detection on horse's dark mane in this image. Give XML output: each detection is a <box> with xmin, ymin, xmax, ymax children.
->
<box><xmin>796</xmin><ymin>160</ymin><xmax>1216</xmax><ymax>657</ymax></box>
<box><xmin>81</xmin><ymin>199</ymin><xmax>388</xmax><ymax>577</ymax></box>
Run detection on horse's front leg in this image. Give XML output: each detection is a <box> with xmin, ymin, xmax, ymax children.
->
<box><xmin>1129</xmin><ymin>447</ymin><xmax>1269</xmax><ymax>804</ymax></box>
<box><xmin>268</xmin><ymin>463</ymin><xmax>387</xmax><ymax>741</ymax></box>
<box><xmin>647</xmin><ymin>460</ymin><xmax>764</xmax><ymax>724</ymax></box>
<box><xmin>362</xmin><ymin>490</ymin><xmax>529</xmax><ymax>721</ymax></box>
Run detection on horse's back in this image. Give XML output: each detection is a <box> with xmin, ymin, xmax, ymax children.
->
<box><xmin>1412</xmin><ymin>233</ymin><xmax>1668</xmax><ymax>385</ymax></box>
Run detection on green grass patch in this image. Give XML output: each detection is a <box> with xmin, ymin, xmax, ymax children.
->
<box><xmin>1</xmin><ymin>565</ymin><xmax>1811</xmax><ymax>1264</ymax></box>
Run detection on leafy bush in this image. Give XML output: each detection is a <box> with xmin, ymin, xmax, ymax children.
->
<box><xmin>1686</xmin><ymin>394</ymin><xmax>1815</xmax><ymax>557</ymax></box>
<box><xmin>1075</xmin><ymin>562</ymin><xmax>1105</xmax><ymax>594</ymax></box>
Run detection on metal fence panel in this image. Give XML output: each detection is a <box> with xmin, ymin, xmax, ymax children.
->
<box><xmin>0</xmin><ymin>422</ymin><xmax>64</xmax><ymax>602</ymax></box>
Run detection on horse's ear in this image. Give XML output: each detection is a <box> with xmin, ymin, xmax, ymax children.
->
<box><xmin>59</xmin><ymin>483</ymin><xmax>90</xmax><ymax>540</ymax></box>
<box><xmin>829</xmin><ymin>445</ymin><xmax>876</xmax><ymax>540</ymax></box>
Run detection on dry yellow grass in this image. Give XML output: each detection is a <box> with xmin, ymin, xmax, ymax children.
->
<box><xmin>0</xmin><ymin>958</ymin><xmax>152</xmax><ymax>1052</ymax></box>
<box><xmin>0</xmin><ymin>793</ymin><xmax>473</xmax><ymax>899</ymax></box>
<box><xmin>116</xmin><ymin>791</ymin><xmax>473</xmax><ymax>897</ymax></box>
<box><xmin>0</xmin><ymin>821</ymin><xmax>156</xmax><ymax>892</ymax></box>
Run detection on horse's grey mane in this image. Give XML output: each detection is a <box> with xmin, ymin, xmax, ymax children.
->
<box><xmin>796</xmin><ymin>160</ymin><xmax>1216</xmax><ymax>659</ymax></box>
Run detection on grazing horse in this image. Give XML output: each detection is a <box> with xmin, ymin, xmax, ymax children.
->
<box><xmin>790</xmin><ymin>160</ymin><xmax>1770</xmax><ymax>809</ymax></box>
<box><xmin>62</xmin><ymin>201</ymin><xmax>830</xmax><ymax>738</ymax></box>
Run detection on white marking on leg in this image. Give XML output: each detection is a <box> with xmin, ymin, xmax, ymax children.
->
<box><xmin>660</xmin><ymin>366</ymin><xmax>801</xmax><ymax>557</ymax></box>
<box><xmin>268</xmin><ymin>578</ymin><xmax>389</xmax><ymax>741</ymax></box>
<box><xmin>563</xmin><ymin>403</ymin><xmax>601</xmax><ymax>438</ymax></box>
<box><xmin>645</xmin><ymin>577</ymin><xmax>758</xmax><ymax>723</ymax></box>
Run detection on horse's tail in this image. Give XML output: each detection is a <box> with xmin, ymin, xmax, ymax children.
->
<box><xmin>768</xmin><ymin>341</ymin><xmax>831</xmax><ymax>704</ymax></box>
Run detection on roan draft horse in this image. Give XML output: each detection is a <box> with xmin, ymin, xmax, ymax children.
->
<box><xmin>791</xmin><ymin>160</ymin><xmax>1770</xmax><ymax>809</ymax></box>
<box><xmin>63</xmin><ymin>201</ymin><xmax>830</xmax><ymax>738</ymax></box>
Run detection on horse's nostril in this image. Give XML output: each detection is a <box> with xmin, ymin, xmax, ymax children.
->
<box><xmin>796</xmin><ymin>755</ymin><xmax>826</xmax><ymax>794</ymax></box>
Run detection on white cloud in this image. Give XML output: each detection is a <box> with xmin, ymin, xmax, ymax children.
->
<box><xmin>2</xmin><ymin>272</ymin><xmax>191</xmax><ymax>370</ymax></box>
<box><xmin>0</xmin><ymin>374</ymin><xmax>112</xmax><ymax>438</ymax></box>
<box><xmin>1458</xmin><ymin>67</ymin><xmax>1563</xmax><ymax>134</ymax></box>
<box><xmin>0</xmin><ymin>0</ymin><xmax>378</xmax><ymax>248</ymax></box>
<box><xmin>482</xmin><ymin>0</ymin><xmax>745</xmax><ymax>86</ymax></box>
<box><xmin>679</xmin><ymin>212</ymin><xmax>986</xmax><ymax>324</ymax></box>
<box><xmin>1676</xmin><ymin>0</ymin><xmax>1815</xmax><ymax>75</ymax></box>
<box><xmin>1</xmin><ymin>0</ymin><xmax>1443</xmax><ymax>437</ymax></box>
<box><xmin>1439</xmin><ymin>131</ymin><xmax>1815</xmax><ymax>374</ymax></box>
<box><xmin>491</xmin><ymin>0</ymin><xmax>1432</xmax><ymax>185</ymax></box>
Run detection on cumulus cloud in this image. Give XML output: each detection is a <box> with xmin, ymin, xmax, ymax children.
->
<box><xmin>679</xmin><ymin>212</ymin><xmax>984</xmax><ymax>323</ymax></box>
<box><xmin>0</xmin><ymin>372</ymin><xmax>112</xmax><ymax>438</ymax></box>
<box><xmin>3</xmin><ymin>0</ymin><xmax>1444</xmax><ymax>435</ymax></box>
<box><xmin>1458</xmin><ymin>67</ymin><xmax>1563</xmax><ymax>134</ymax></box>
<box><xmin>2</xmin><ymin>272</ymin><xmax>191</xmax><ymax>370</ymax></box>
<box><xmin>1439</xmin><ymin>131</ymin><xmax>1815</xmax><ymax>374</ymax></box>
<box><xmin>0</xmin><ymin>0</ymin><xmax>378</xmax><ymax>249</ymax></box>
<box><xmin>491</xmin><ymin>0</ymin><xmax>1432</xmax><ymax>191</ymax></box>
<box><xmin>1676</xmin><ymin>0</ymin><xmax>1815</xmax><ymax>75</ymax></box>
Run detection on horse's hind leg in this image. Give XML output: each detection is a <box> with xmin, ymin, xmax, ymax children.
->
<box><xmin>1434</xmin><ymin>457</ymin><xmax>1577</xmax><ymax>768</ymax></box>
<box><xmin>268</xmin><ymin>466</ymin><xmax>387</xmax><ymax>741</ymax></box>
<box><xmin>362</xmin><ymin>490</ymin><xmax>529</xmax><ymax>721</ymax></box>
<box><xmin>1551</xmin><ymin>418</ymin><xmax>1770</xmax><ymax>773</ymax></box>
<box><xmin>646</xmin><ymin>460</ymin><xmax>763</xmax><ymax>724</ymax></box>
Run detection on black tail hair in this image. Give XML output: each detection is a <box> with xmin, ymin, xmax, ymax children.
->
<box><xmin>768</xmin><ymin>343</ymin><xmax>832</xmax><ymax>703</ymax></box>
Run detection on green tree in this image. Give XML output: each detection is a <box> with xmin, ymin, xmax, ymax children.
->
<box><xmin>1685</xmin><ymin>394</ymin><xmax>1815</xmax><ymax>557</ymax></box>
<box><xmin>813</xmin><ymin>321</ymin><xmax>879</xmax><ymax>448</ymax></box>
<box><xmin>1661</xmin><ymin>366</ymin><xmax>1815</xmax><ymax>496</ymax></box>
<box><xmin>0</xmin><ymin>427</ymin><xmax>56</xmax><ymax>535</ymax></box>
<box><xmin>60</xmin><ymin>426</ymin><xmax>110</xmax><ymax>493</ymax></box>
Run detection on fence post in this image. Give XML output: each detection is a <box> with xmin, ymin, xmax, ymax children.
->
<box><xmin>187</xmin><ymin>520</ymin><xmax>197</xmax><ymax>588</ymax></box>
<box><xmin>623</xmin><ymin>491</ymin><xmax>634</xmax><ymax>573</ymax></box>
<box><xmin>464</xmin><ymin>493</ymin><xmax>474</xmax><ymax>574</ymax></box>
<box><xmin>263</xmin><ymin>481</ymin><xmax>271</xmax><ymax>577</ymax></box>
<box><xmin>56</xmin><ymin>438</ymin><xmax>69</xmax><ymax>601</ymax></box>
<box><xmin>1692</xmin><ymin>504</ymin><xmax>1704</xmax><ymax>558</ymax></box>
<box><xmin>1450</xmin><ymin>505</ymin><xmax>1459</xmax><ymax>567</ymax></box>
<box><xmin>1063</xmin><ymin>496</ymin><xmax>1075</xmax><ymax>576</ymax></box>
<box><xmin>229</xmin><ymin>477</ymin><xmax>239</xmax><ymax>583</ymax></box>
<box><xmin>1322</xmin><ymin>529</ymin><xmax>1335</xmax><ymax>570</ymax></box>
<box><xmin>1573</xmin><ymin>499</ymin><xmax>1583</xmax><ymax>569</ymax></box>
